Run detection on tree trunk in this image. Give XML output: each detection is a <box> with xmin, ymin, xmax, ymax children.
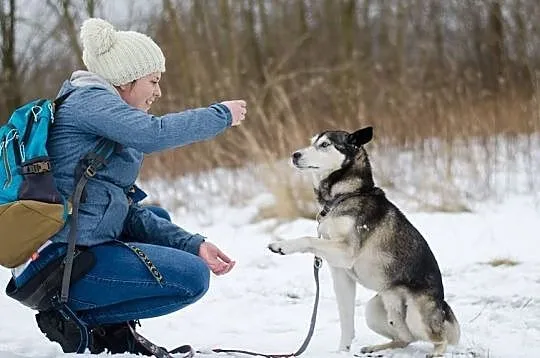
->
<box><xmin>45</xmin><ymin>0</ymin><xmax>84</xmax><ymax>68</ymax></box>
<box><xmin>487</xmin><ymin>0</ymin><xmax>504</xmax><ymax>91</ymax></box>
<box><xmin>513</xmin><ymin>0</ymin><xmax>532</xmax><ymax>89</ymax></box>
<box><xmin>0</xmin><ymin>0</ymin><xmax>21</xmax><ymax>121</ymax></box>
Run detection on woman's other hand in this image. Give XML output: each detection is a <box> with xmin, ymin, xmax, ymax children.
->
<box><xmin>198</xmin><ymin>241</ymin><xmax>236</xmax><ymax>275</ymax></box>
<box><xmin>221</xmin><ymin>100</ymin><xmax>247</xmax><ymax>126</ymax></box>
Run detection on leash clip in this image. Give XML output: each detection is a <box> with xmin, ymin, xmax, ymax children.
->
<box><xmin>313</xmin><ymin>256</ymin><xmax>323</xmax><ymax>269</ymax></box>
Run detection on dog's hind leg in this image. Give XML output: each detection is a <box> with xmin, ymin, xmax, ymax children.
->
<box><xmin>405</xmin><ymin>295</ymin><xmax>449</xmax><ymax>357</ymax></box>
<box><xmin>429</xmin><ymin>340</ymin><xmax>447</xmax><ymax>357</ymax></box>
<box><xmin>329</xmin><ymin>266</ymin><xmax>356</xmax><ymax>351</ymax></box>
<box><xmin>360</xmin><ymin>340</ymin><xmax>409</xmax><ymax>354</ymax></box>
<box><xmin>380</xmin><ymin>290</ymin><xmax>415</xmax><ymax>343</ymax></box>
<box><xmin>361</xmin><ymin>292</ymin><xmax>413</xmax><ymax>354</ymax></box>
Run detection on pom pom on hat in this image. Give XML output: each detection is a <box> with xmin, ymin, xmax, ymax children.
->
<box><xmin>80</xmin><ymin>18</ymin><xmax>165</xmax><ymax>86</ymax></box>
<box><xmin>80</xmin><ymin>18</ymin><xmax>116</xmax><ymax>56</ymax></box>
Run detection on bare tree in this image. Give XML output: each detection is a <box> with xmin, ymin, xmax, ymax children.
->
<box><xmin>513</xmin><ymin>0</ymin><xmax>533</xmax><ymax>86</ymax></box>
<box><xmin>244</xmin><ymin>0</ymin><xmax>265</xmax><ymax>86</ymax></box>
<box><xmin>45</xmin><ymin>0</ymin><xmax>84</xmax><ymax>68</ymax></box>
<box><xmin>85</xmin><ymin>0</ymin><xmax>97</xmax><ymax>17</ymax></box>
<box><xmin>487</xmin><ymin>0</ymin><xmax>504</xmax><ymax>90</ymax></box>
<box><xmin>0</xmin><ymin>0</ymin><xmax>20</xmax><ymax>121</ymax></box>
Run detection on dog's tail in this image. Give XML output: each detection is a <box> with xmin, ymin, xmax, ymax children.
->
<box><xmin>443</xmin><ymin>300</ymin><xmax>460</xmax><ymax>345</ymax></box>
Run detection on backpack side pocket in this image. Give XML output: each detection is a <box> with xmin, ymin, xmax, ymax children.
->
<box><xmin>19</xmin><ymin>156</ymin><xmax>63</xmax><ymax>204</ymax></box>
<box><xmin>0</xmin><ymin>201</ymin><xmax>65</xmax><ymax>268</ymax></box>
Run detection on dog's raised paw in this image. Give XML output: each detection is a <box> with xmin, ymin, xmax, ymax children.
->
<box><xmin>268</xmin><ymin>243</ymin><xmax>286</xmax><ymax>255</ymax></box>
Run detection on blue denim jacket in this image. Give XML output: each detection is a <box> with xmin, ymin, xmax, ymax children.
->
<box><xmin>46</xmin><ymin>71</ymin><xmax>232</xmax><ymax>255</ymax></box>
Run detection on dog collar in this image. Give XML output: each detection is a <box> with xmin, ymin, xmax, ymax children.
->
<box><xmin>317</xmin><ymin>189</ymin><xmax>383</xmax><ymax>221</ymax></box>
<box><xmin>318</xmin><ymin>192</ymin><xmax>361</xmax><ymax>220</ymax></box>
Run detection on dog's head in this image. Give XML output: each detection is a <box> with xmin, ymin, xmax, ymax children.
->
<box><xmin>291</xmin><ymin>126</ymin><xmax>373</xmax><ymax>174</ymax></box>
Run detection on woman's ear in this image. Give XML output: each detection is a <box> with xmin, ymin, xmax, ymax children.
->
<box><xmin>117</xmin><ymin>80</ymin><xmax>137</xmax><ymax>94</ymax></box>
<box><xmin>116</xmin><ymin>84</ymin><xmax>129</xmax><ymax>92</ymax></box>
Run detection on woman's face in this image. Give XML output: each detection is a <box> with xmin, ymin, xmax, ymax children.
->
<box><xmin>117</xmin><ymin>72</ymin><xmax>162</xmax><ymax>112</ymax></box>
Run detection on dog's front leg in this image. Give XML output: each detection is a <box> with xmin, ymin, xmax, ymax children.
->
<box><xmin>268</xmin><ymin>236</ymin><xmax>318</xmax><ymax>255</ymax></box>
<box><xmin>268</xmin><ymin>238</ymin><xmax>355</xmax><ymax>268</ymax></box>
<box><xmin>330</xmin><ymin>266</ymin><xmax>357</xmax><ymax>351</ymax></box>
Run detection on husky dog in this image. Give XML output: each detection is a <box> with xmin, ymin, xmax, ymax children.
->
<box><xmin>268</xmin><ymin>127</ymin><xmax>460</xmax><ymax>357</ymax></box>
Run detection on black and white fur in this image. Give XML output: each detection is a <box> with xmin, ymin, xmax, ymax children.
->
<box><xmin>268</xmin><ymin>127</ymin><xmax>460</xmax><ymax>357</ymax></box>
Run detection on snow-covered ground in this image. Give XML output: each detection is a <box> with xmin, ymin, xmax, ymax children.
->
<box><xmin>1</xmin><ymin>145</ymin><xmax>539</xmax><ymax>358</ymax></box>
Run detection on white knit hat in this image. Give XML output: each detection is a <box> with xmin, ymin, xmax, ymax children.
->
<box><xmin>80</xmin><ymin>18</ymin><xmax>166</xmax><ymax>86</ymax></box>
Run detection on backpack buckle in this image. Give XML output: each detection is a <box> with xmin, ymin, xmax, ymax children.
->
<box><xmin>85</xmin><ymin>166</ymin><xmax>96</xmax><ymax>177</ymax></box>
<box><xmin>21</xmin><ymin>161</ymin><xmax>51</xmax><ymax>174</ymax></box>
<box><xmin>36</xmin><ymin>161</ymin><xmax>51</xmax><ymax>173</ymax></box>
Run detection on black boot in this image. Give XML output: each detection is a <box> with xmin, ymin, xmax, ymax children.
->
<box><xmin>37</xmin><ymin>312</ymin><xmax>162</xmax><ymax>356</ymax></box>
<box><xmin>35</xmin><ymin>310</ymin><xmax>91</xmax><ymax>353</ymax></box>
<box><xmin>90</xmin><ymin>320</ymin><xmax>152</xmax><ymax>355</ymax></box>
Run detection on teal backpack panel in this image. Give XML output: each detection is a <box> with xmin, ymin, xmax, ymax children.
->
<box><xmin>0</xmin><ymin>99</ymin><xmax>56</xmax><ymax>203</ymax></box>
<box><xmin>0</xmin><ymin>92</ymin><xmax>116</xmax><ymax>269</ymax></box>
<box><xmin>0</xmin><ymin>97</ymin><xmax>69</xmax><ymax>268</ymax></box>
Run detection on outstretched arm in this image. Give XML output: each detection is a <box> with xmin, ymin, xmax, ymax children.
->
<box><xmin>66</xmin><ymin>87</ymin><xmax>234</xmax><ymax>153</ymax></box>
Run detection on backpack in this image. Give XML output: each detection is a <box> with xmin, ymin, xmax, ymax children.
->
<box><xmin>0</xmin><ymin>92</ymin><xmax>114</xmax><ymax>270</ymax></box>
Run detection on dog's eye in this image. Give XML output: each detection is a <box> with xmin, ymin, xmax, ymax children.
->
<box><xmin>320</xmin><ymin>142</ymin><xmax>330</xmax><ymax>148</ymax></box>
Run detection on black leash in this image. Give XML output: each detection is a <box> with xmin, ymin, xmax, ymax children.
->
<box><xmin>128</xmin><ymin>323</ymin><xmax>195</xmax><ymax>358</ymax></box>
<box><xmin>126</xmin><ymin>256</ymin><xmax>323</xmax><ymax>358</ymax></box>
<box><xmin>207</xmin><ymin>256</ymin><xmax>323</xmax><ymax>358</ymax></box>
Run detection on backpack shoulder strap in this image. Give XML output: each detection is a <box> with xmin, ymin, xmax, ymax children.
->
<box><xmin>60</xmin><ymin>138</ymin><xmax>116</xmax><ymax>303</ymax></box>
<box><xmin>86</xmin><ymin>138</ymin><xmax>116</xmax><ymax>175</ymax></box>
<box><xmin>53</xmin><ymin>89</ymin><xmax>76</xmax><ymax>109</ymax></box>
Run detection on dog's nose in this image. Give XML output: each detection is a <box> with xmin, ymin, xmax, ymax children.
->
<box><xmin>292</xmin><ymin>152</ymin><xmax>302</xmax><ymax>160</ymax></box>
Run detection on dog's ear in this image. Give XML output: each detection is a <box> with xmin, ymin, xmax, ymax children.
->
<box><xmin>347</xmin><ymin>126</ymin><xmax>373</xmax><ymax>147</ymax></box>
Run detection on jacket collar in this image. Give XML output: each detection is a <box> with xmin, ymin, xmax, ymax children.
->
<box><xmin>68</xmin><ymin>70</ymin><xmax>120</xmax><ymax>96</ymax></box>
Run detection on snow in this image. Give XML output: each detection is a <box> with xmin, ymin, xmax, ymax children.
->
<box><xmin>1</xmin><ymin>151</ymin><xmax>540</xmax><ymax>358</ymax></box>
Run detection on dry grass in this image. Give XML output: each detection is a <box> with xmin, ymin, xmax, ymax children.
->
<box><xmin>253</xmin><ymin>162</ymin><xmax>317</xmax><ymax>221</ymax></box>
<box><xmin>485</xmin><ymin>257</ymin><xmax>521</xmax><ymax>267</ymax></box>
<box><xmin>140</xmin><ymin>80</ymin><xmax>539</xmax><ymax>219</ymax></box>
<box><xmin>135</xmin><ymin>1</ymin><xmax>540</xmax><ymax>217</ymax></box>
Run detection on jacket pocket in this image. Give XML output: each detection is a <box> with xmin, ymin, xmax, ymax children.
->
<box><xmin>93</xmin><ymin>188</ymin><xmax>128</xmax><ymax>240</ymax></box>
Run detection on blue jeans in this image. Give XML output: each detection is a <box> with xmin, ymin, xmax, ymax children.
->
<box><xmin>16</xmin><ymin>206</ymin><xmax>210</xmax><ymax>326</ymax></box>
